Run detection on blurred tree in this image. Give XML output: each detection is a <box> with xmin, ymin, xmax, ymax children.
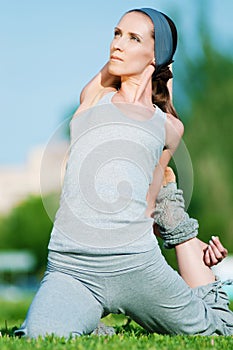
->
<box><xmin>163</xmin><ymin>11</ymin><xmax>233</xmax><ymax>267</ymax></box>
<box><xmin>176</xmin><ymin>41</ymin><xmax>233</xmax><ymax>252</ymax></box>
<box><xmin>0</xmin><ymin>194</ymin><xmax>56</xmax><ymax>276</ymax></box>
<box><xmin>1</xmin><ymin>7</ymin><xmax>232</xmax><ymax>276</ymax></box>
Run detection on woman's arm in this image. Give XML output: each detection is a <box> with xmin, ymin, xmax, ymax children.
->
<box><xmin>153</xmin><ymin>166</ymin><xmax>228</xmax><ymax>268</ymax></box>
<box><xmin>74</xmin><ymin>62</ymin><xmax>120</xmax><ymax>115</ymax></box>
<box><xmin>145</xmin><ymin>115</ymin><xmax>184</xmax><ymax>217</ymax></box>
<box><xmin>145</xmin><ymin>62</ymin><xmax>180</xmax><ymax>215</ymax></box>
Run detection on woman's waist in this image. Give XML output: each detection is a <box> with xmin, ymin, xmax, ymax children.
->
<box><xmin>47</xmin><ymin>241</ymin><xmax>159</xmax><ymax>275</ymax></box>
<box><xmin>48</xmin><ymin>223</ymin><xmax>157</xmax><ymax>256</ymax></box>
<box><xmin>53</xmin><ymin>207</ymin><xmax>154</xmax><ymax>249</ymax></box>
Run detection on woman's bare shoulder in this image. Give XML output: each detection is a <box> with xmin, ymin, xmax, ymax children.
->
<box><xmin>79</xmin><ymin>63</ymin><xmax>119</xmax><ymax>105</ymax></box>
<box><xmin>166</xmin><ymin>113</ymin><xmax>184</xmax><ymax>137</ymax></box>
<box><xmin>74</xmin><ymin>63</ymin><xmax>119</xmax><ymax>115</ymax></box>
<box><xmin>80</xmin><ymin>82</ymin><xmax>117</xmax><ymax>105</ymax></box>
<box><xmin>73</xmin><ymin>87</ymin><xmax>117</xmax><ymax>116</ymax></box>
<box><xmin>165</xmin><ymin>113</ymin><xmax>184</xmax><ymax>151</ymax></box>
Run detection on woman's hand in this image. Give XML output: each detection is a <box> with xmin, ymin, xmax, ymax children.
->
<box><xmin>202</xmin><ymin>236</ymin><xmax>228</xmax><ymax>267</ymax></box>
<box><xmin>162</xmin><ymin>166</ymin><xmax>176</xmax><ymax>185</ymax></box>
<box><xmin>134</xmin><ymin>64</ymin><xmax>155</xmax><ymax>103</ymax></box>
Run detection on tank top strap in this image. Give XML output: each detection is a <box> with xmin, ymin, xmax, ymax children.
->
<box><xmin>154</xmin><ymin>105</ymin><xmax>167</xmax><ymax>124</ymax></box>
<box><xmin>96</xmin><ymin>91</ymin><xmax>167</xmax><ymax>130</ymax></box>
<box><xmin>95</xmin><ymin>91</ymin><xmax>116</xmax><ymax>106</ymax></box>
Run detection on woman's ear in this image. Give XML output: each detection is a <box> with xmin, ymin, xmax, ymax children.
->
<box><xmin>151</xmin><ymin>58</ymin><xmax>156</xmax><ymax>67</ymax></box>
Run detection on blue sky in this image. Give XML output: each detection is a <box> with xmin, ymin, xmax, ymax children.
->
<box><xmin>1</xmin><ymin>0</ymin><xmax>233</xmax><ymax>165</ymax></box>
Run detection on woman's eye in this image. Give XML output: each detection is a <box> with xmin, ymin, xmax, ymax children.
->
<box><xmin>130</xmin><ymin>35</ymin><xmax>140</xmax><ymax>42</ymax></box>
<box><xmin>114</xmin><ymin>30</ymin><xmax>121</xmax><ymax>37</ymax></box>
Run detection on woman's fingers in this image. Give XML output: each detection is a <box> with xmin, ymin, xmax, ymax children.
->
<box><xmin>134</xmin><ymin>65</ymin><xmax>155</xmax><ymax>102</ymax></box>
<box><xmin>162</xmin><ymin>167</ymin><xmax>176</xmax><ymax>186</ymax></box>
<box><xmin>209</xmin><ymin>241</ymin><xmax>224</xmax><ymax>261</ymax></box>
<box><xmin>207</xmin><ymin>244</ymin><xmax>219</xmax><ymax>265</ymax></box>
<box><xmin>203</xmin><ymin>248</ymin><xmax>211</xmax><ymax>267</ymax></box>
<box><xmin>211</xmin><ymin>236</ymin><xmax>228</xmax><ymax>258</ymax></box>
<box><xmin>203</xmin><ymin>236</ymin><xmax>228</xmax><ymax>267</ymax></box>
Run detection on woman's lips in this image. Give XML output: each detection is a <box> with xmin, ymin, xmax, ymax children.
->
<box><xmin>110</xmin><ymin>55</ymin><xmax>123</xmax><ymax>62</ymax></box>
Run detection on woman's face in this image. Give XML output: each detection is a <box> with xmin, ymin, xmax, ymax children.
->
<box><xmin>109</xmin><ymin>11</ymin><xmax>155</xmax><ymax>78</ymax></box>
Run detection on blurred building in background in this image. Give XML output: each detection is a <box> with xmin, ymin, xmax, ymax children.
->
<box><xmin>0</xmin><ymin>141</ymin><xmax>69</xmax><ymax>213</ymax></box>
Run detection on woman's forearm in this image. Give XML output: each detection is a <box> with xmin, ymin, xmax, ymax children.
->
<box><xmin>145</xmin><ymin>149</ymin><xmax>173</xmax><ymax>217</ymax></box>
<box><xmin>80</xmin><ymin>62</ymin><xmax>120</xmax><ymax>103</ymax></box>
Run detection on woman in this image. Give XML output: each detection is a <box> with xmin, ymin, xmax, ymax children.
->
<box><xmin>16</xmin><ymin>8</ymin><xmax>233</xmax><ymax>337</ymax></box>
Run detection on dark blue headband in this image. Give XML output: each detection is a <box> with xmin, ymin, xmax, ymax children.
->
<box><xmin>139</xmin><ymin>8</ymin><xmax>175</xmax><ymax>73</ymax></box>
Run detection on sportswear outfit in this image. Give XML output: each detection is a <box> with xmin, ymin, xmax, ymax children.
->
<box><xmin>15</xmin><ymin>92</ymin><xmax>233</xmax><ymax>338</ymax></box>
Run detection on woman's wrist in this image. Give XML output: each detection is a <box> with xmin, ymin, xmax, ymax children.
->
<box><xmin>154</xmin><ymin>181</ymin><xmax>199</xmax><ymax>249</ymax></box>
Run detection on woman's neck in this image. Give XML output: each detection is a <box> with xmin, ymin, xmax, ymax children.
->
<box><xmin>115</xmin><ymin>73</ymin><xmax>153</xmax><ymax>109</ymax></box>
<box><xmin>114</xmin><ymin>65</ymin><xmax>154</xmax><ymax>109</ymax></box>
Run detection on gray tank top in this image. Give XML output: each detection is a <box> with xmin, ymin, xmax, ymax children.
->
<box><xmin>48</xmin><ymin>91</ymin><xmax>166</xmax><ymax>254</ymax></box>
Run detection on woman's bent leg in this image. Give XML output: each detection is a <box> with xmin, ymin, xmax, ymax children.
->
<box><xmin>15</xmin><ymin>271</ymin><xmax>103</xmax><ymax>338</ymax></box>
<box><xmin>175</xmin><ymin>238</ymin><xmax>215</xmax><ymax>288</ymax></box>
<box><xmin>118</xmin><ymin>247</ymin><xmax>233</xmax><ymax>336</ymax></box>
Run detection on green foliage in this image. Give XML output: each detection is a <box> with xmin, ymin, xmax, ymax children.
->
<box><xmin>1</xmin><ymin>269</ymin><xmax>232</xmax><ymax>346</ymax></box>
<box><xmin>0</xmin><ymin>298</ymin><xmax>32</xmax><ymax>327</ymax></box>
<box><xmin>178</xmin><ymin>41</ymin><xmax>233</xmax><ymax>251</ymax></box>
<box><xmin>1</xmin><ymin>335</ymin><xmax>232</xmax><ymax>350</ymax></box>
<box><xmin>1</xmin><ymin>307</ymin><xmax>233</xmax><ymax>349</ymax></box>
<box><xmin>0</xmin><ymin>298</ymin><xmax>233</xmax><ymax>349</ymax></box>
<box><xmin>0</xmin><ymin>194</ymin><xmax>57</xmax><ymax>274</ymax></box>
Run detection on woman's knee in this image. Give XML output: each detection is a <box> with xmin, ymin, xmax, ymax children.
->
<box><xmin>16</xmin><ymin>271</ymin><xmax>103</xmax><ymax>338</ymax></box>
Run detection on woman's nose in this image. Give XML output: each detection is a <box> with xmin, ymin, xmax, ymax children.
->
<box><xmin>112</xmin><ymin>37</ymin><xmax>125</xmax><ymax>51</ymax></box>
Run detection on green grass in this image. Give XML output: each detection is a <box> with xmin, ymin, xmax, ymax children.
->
<box><xmin>0</xmin><ymin>298</ymin><xmax>233</xmax><ymax>349</ymax></box>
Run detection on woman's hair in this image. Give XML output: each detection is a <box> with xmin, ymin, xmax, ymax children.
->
<box><xmin>152</xmin><ymin>64</ymin><xmax>179</xmax><ymax>119</ymax></box>
<box><xmin>127</xmin><ymin>9</ymin><xmax>179</xmax><ymax>119</ymax></box>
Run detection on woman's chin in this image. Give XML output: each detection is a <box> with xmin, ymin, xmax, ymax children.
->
<box><xmin>108</xmin><ymin>63</ymin><xmax>122</xmax><ymax>76</ymax></box>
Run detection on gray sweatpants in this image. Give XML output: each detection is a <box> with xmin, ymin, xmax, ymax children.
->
<box><xmin>16</xmin><ymin>244</ymin><xmax>233</xmax><ymax>338</ymax></box>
